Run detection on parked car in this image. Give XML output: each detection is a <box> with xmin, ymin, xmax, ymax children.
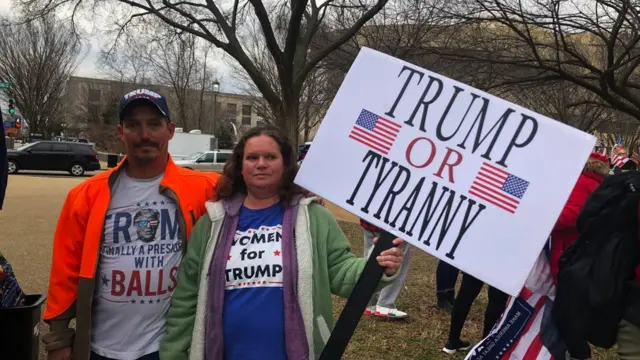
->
<box><xmin>174</xmin><ymin>150</ymin><xmax>232</xmax><ymax>172</ymax></box>
<box><xmin>7</xmin><ymin>140</ymin><xmax>101</xmax><ymax>176</ymax></box>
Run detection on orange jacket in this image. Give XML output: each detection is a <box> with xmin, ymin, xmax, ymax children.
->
<box><xmin>42</xmin><ymin>156</ymin><xmax>220</xmax><ymax>360</ymax></box>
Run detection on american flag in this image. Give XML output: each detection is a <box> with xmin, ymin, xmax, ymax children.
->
<box><xmin>611</xmin><ymin>153</ymin><xmax>629</xmax><ymax>168</ymax></box>
<box><xmin>611</xmin><ymin>143</ymin><xmax>629</xmax><ymax>168</ymax></box>
<box><xmin>469</xmin><ymin>162</ymin><xmax>529</xmax><ymax>214</ymax></box>
<box><xmin>465</xmin><ymin>251</ymin><xmax>557</xmax><ymax>360</ymax></box>
<box><xmin>348</xmin><ymin>109</ymin><xmax>401</xmax><ymax>155</ymax></box>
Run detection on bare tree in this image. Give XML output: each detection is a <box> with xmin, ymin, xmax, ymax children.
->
<box><xmin>195</xmin><ymin>43</ymin><xmax>217</xmax><ymax>132</ymax></box>
<box><xmin>97</xmin><ymin>35</ymin><xmax>153</xmax><ymax>86</ymax></box>
<box><xmin>18</xmin><ymin>0</ymin><xmax>390</xmax><ymax>151</ymax></box>
<box><xmin>326</xmin><ymin>0</ymin><xmax>446</xmax><ymax>69</ymax></box>
<box><xmin>98</xmin><ymin>26</ymin><xmax>219</xmax><ymax>132</ymax></box>
<box><xmin>0</xmin><ymin>15</ymin><xmax>82</xmax><ymax>137</ymax></box>
<box><xmin>506</xmin><ymin>81</ymin><xmax>616</xmax><ymax>133</ymax></box>
<box><xmin>74</xmin><ymin>88</ymin><xmax>123</xmax><ymax>152</ymax></box>
<box><xmin>602</xmin><ymin>120</ymin><xmax>640</xmax><ymax>155</ymax></box>
<box><xmin>441</xmin><ymin>0</ymin><xmax>640</xmax><ymax>121</ymax></box>
<box><xmin>230</xmin><ymin>17</ymin><xmax>332</xmax><ymax>142</ymax></box>
<box><xmin>146</xmin><ymin>29</ymin><xmax>200</xmax><ymax>130</ymax></box>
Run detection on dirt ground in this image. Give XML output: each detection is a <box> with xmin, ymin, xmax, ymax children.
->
<box><xmin>0</xmin><ymin>172</ymin><xmax>616</xmax><ymax>360</ymax></box>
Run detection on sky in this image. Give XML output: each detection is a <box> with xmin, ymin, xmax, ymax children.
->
<box><xmin>0</xmin><ymin>0</ymin><xmax>241</xmax><ymax>93</ymax></box>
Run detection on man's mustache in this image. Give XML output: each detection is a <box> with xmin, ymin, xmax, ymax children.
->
<box><xmin>135</xmin><ymin>141</ymin><xmax>159</xmax><ymax>149</ymax></box>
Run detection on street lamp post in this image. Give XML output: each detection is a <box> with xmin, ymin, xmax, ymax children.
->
<box><xmin>212</xmin><ymin>80</ymin><xmax>220</xmax><ymax>135</ymax></box>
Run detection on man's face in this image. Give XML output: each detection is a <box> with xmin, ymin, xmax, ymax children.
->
<box><xmin>117</xmin><ymin>102</ymin><xmax>175</xmax><ymax>164</ymax></box>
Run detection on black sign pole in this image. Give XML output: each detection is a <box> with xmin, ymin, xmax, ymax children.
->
<box><xmin>319</xmin><ymin>230</ymin><xmax>397</xmax><ymax>360</ymax></box>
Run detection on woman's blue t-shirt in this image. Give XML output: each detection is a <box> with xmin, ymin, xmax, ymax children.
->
<box><xmin>223</xmin><ymin>202</ymin><xmax>287</xmax><ymax>360</ymax></box>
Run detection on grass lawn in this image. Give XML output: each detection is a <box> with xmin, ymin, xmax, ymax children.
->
<box><xmin>334</xmin><ymin>221</ymin><xmax>618</xmax><ymax>360</ymax></box>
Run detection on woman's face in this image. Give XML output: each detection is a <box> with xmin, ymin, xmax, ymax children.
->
<box><xmin>242</xmin><ymin>134</ymin><xmax>285</xmax><ymax>194</ymax></box>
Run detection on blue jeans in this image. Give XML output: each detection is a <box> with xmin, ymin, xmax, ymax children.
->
<box><xmin>90</xmin><ymin>352</ymin><xmax>159</xmax><ymax>360</ymax></box>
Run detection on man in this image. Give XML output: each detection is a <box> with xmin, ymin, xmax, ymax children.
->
<box><xmin>42</xmin><ymin>89</ymin><xmax>220</xmax><ymax>360</ymax></box>
<box><xmin>360</xmin><ymin>218</ymin><xmax>411</xmax><ymax>318</ymax></box>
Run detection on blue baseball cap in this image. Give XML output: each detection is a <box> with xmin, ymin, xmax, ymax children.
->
<box><xmin>119</xmin><ymin>88</ymin><xmax>170</xmax><ymax>122</ymax></box>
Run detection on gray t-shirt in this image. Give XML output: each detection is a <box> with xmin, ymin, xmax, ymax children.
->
<box><xmin>91</xmin><ymin>171</ymin><xmax>183</xmax><ymax>359</ymax></box>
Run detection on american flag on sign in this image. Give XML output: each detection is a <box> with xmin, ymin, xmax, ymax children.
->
<box><xmin>348</xmin><ymin>109</ymin><xmax>402</xmax><ymax>155</ymax></box>
<box><xmin>468</xmin><ymin>162</ymin><xmax>529</xmax><ymax>214</ymax></box>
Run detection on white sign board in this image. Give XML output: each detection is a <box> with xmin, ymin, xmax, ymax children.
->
<box><xmin>295</xmin><ymin>47</ymin><xmax>596</xmax><ymax>296</ymax></box>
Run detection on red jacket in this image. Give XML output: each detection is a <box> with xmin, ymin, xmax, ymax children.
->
<box><xmin>550</xmin><ymin>171</ymin><xmax>605</xmax><ymax>284</ymax></box>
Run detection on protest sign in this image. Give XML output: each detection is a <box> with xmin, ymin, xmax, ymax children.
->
<box><xmin>294</xmin><ymin>47</ymin><xmax>596</xmax><ymax>296</ymax></box>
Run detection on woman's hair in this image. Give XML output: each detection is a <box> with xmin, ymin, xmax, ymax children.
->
<box><xmin>216</xmin><ymin>124</ymin><xmax>303</xmax><ymax>205</ymax></box>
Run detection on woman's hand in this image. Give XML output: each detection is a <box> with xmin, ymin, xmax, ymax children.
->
<box><xmin>373</xmin><ymin>237</ymin><xmax>405</xmax><ymax>276</ymax></box>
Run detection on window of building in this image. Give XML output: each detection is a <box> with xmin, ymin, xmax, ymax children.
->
<box><xmin>226</xmin><ymin>103</ymin><xmax>237</xmax><ymax>121</ymax></box>
<box><xmin>88</xmin><ymin>89</ymin><xmax>101</xmax><ymax>102</ymax></box>
<box><xmin>242</xmin><ymin>105</ymin><xmax>252</xmax><ymax>125</ymax></box>
<box><xmin>88</xmin><ymin>104</ymin><xmax>100</xmax><ymax>116</ymax></box>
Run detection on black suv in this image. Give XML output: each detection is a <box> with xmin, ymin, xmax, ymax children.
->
<box><xmin>7</xmin><ymin>141</ymin><xmax>101</xmax><ymax>176</ymax></box>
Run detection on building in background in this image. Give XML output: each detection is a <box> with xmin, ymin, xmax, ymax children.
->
<box><xmin>61</xmin><ymin>76</ymin><xmax>267</xmax><ymax>139</ymax></box>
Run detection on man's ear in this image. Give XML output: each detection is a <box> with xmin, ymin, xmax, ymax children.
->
<box><xmin>167</xmin><ymin>121</ymin><xmax>175</xmax><ymax>140</ymax></box>
<box><xmin>117</xmin><ymin>123</ymin><xmax>124</xmax><ymax>141</ymax></box>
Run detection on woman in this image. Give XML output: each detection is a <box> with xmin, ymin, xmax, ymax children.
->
<box><xmin>551</xmin><ymin>150</ymin><xmax>609</xmax><ymax>360</ymax></box>
<box><xmin>160</xmin><ymin>125</ymin><xmax>404</xmax><ymax>360</ymax></box>
<box><xmin>550</xmin><ymin>150</ymin><xmax>609</xmax><ymax>281</ymax></box>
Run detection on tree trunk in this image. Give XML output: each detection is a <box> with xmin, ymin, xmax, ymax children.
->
<box><xmin>179</xmin><ymin>100</ymin><xmax>188</xmax><ymax>130</ymax></box>
<box><xmin>277</xmin><ymin>102</ymin><xmax>300</xmax><ymax>159</ymax></box>
<box><xmin>303</xmin><ymin>106</ymin><xmax>310</xmax><ymax>143</ymax></box>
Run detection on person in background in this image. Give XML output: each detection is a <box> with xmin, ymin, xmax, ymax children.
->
<box><xmin>550</xmin><ymin>151</ymin><xmax>609</xmax><ymax>281</ymax></box>
<box><xmin>42</xmin><ymin>88</ymin><xmax>220</xmax><ymax>360</ymax></box>
<box><xmin>610</xmin><ymin>143</ymin><xmax>636</xmax><ymax>174</ymax></box>
<box><xmin>0</xmin><ymin>113</ymin><xmax>24</xmax><ymax>309</ymax></box>
<box><xmin>551</xmin><ymin>151</ymin><xmax>610</xmax><ymax>360</ymax></box>
<box><xmin>361</xmin><ymin>218</ymin><xmax>411</xmax><ymax>319</ymax></box>
<box><xmin>160</xmin><ymin>125</ymin><xmax>405</xmax><ymax>360</ymax></box>
<box><xmin>435</xmin><ymin>260</ymin><xmax>459</xmax><ymax>313</ymax></box>
<box><xmin>442</xmin><ymin>274</ymin><xmax>509</xmax><ymax>354</ymax></box>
